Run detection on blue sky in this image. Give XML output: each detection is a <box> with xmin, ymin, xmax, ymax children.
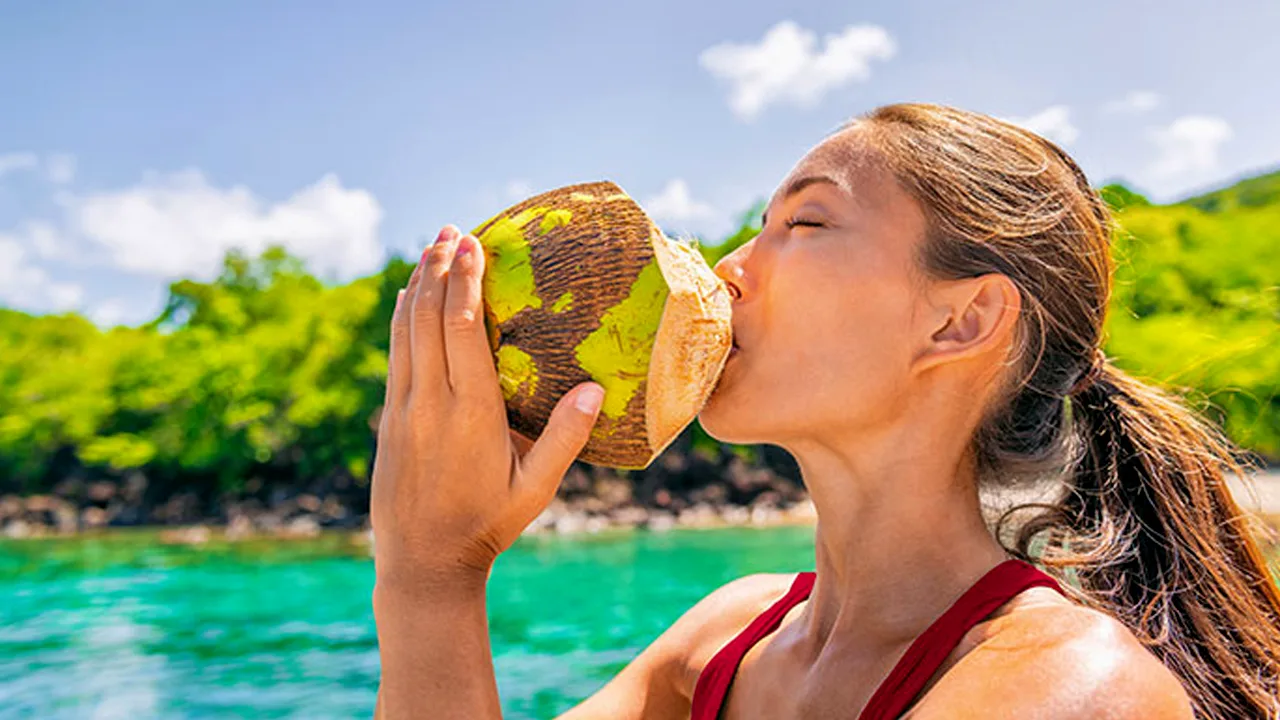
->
<box><xmin>2</xmin><ymin>0</ymin><xmax>1277</xmax><ymax>326</ymax></box>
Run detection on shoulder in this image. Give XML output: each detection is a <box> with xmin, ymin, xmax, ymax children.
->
<box><xmin>559</xmin><ymin>573</ymin><xmax>800</xmax><ymax>719</ymax></box>
<box><xmin>912</xmin><ymin>591</ymin><xmax>1194</xmax><ymax>719</ymax></box>
<box><xmin>663</xmin><ymin>573</ymin><xmax>802</xmax><ymax>695</ymax></box>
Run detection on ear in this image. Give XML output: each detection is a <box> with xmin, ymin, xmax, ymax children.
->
<box><xmin>912</xmin><ymin>273</ymin><xmax>1021</xmax><ymax>375</ymax></box>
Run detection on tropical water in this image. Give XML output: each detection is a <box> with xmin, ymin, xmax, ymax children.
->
<box><xmin>0</xmin><ymin>526</ymin><xmax>816</xmax><ymax>719</ymax></box>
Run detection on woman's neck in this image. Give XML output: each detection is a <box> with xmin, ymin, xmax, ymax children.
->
<box><xmin>785</xmin><ymin>432</ymin><xmax>1012</xmax><ymax>662</ymax></box>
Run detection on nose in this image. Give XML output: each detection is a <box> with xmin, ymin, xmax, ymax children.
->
<box><xmin>713</xmin><ymin>251</ymin><xmax>746</xmax><ymax>302</ymax></box>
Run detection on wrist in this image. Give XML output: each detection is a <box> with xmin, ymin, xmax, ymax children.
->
<box><xmin>373</xmin><ymin>563</ymin><xmax>490</xmax><ymax>611</ymax></box>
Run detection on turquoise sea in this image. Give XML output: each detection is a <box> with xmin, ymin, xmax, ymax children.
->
<box><xmin>0</xmin><ymin>526</ymin><xmax>816</xmax><ymax>719</ymax></box>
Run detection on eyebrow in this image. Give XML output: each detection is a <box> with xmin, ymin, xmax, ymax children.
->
<box><xmin>761</xmin><ymin>175</ymin><xmax>841</xmax><ymax>226</ymax></box>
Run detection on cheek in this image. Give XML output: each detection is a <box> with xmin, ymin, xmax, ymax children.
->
<box><xmin>769</xmin><ymin>257</ymin><xmax>917</xmax><ymax>401</ymax></box>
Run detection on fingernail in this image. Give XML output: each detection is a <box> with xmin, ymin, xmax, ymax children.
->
<box><xmin>575</xmin><ymin>385</ymin><xmax>604</xmax><ymax>414</ymax></box>
<box><xmin>454</xmin><ymin>235</ymin><xmax>474</xmax><ymax>259</ymax></box>
<box><xmin>437</xmin><ymin>225</ymin><xmax>459</xmax><ymax>244</ymax></box>
<box><xmin>395</xmin><ymin>289</ymin><xmax>405</xmax><ymax>310</ymax></box>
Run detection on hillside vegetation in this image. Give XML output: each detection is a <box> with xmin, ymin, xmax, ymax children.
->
<box><xmin>0</xmin><ymin>172</ymin><xmax>1276</xmax><ymax>518</ymax></box>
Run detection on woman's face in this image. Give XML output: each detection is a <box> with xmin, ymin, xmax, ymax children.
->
<box><xmin>699</xmin><ymin>126</ymin><xmax>936</xmax><ymax>449</ymax></box>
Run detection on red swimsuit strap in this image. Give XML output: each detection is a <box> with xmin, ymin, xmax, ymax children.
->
<box><xmin>857</xmin><ymin>559</ymin><xmax>1064</xmax><ymax>720</ymax></box>
<box><xmin>688</xmin><ymin>560</ymin><xmax>1064</xmax><ymax>720</ymax></box>
<box><xmin>689</xmin><ymin>571</ymin><xmax>817</xmax><ymax>720</ymax></box>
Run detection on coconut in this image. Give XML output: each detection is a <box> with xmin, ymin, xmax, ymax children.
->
<box><xmin>469</xmin><ymin>180</ymin><xmax>734</xmax><ymax>469</ymax></box>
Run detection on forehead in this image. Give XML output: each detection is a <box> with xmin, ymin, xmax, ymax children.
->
<box><xmin>770</xmin><ymin>125</ymin><xmax>904</xmax><ymax>212</ymax></box>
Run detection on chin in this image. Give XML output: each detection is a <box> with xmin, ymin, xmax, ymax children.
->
<box><xmin>697</xmin><ymin>393</ymin><xmax>764</xmax><ymax>446</ymax></box>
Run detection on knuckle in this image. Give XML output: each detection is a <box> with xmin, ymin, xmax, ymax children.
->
<box><xmin>444</xmin><ymin>306</ymin><xmax>477</xmax><ymax>331</ymax></box>
<box><xmin>427</xmin><ymin>242</ymin><xmax>455</xmax><ymax>268</ymax></box>
<box><xmin>405</xmin><ymin>391</ymin><xmax>445</xmax><ymax>427</ymax></box>
<box><xmin>390</xmin><ymin>321</ymin><xmax>411</xmax><ymax>345</ymax></box>
<box><xmin>411</xmin><ymin>295</ymin><xmax>442</xmax><ymax>324</ymax></box>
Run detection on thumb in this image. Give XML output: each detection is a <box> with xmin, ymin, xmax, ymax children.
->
<box><xmin>514</xmin><ymin>382</ymin><xmax>604</xmax><ymax>506</ymax></box>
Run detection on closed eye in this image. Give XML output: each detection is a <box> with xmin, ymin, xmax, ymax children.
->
<box><xmin>786</xmin><ymin>218</ymin><xmax>824</xmax><ymax>229</ymax></box>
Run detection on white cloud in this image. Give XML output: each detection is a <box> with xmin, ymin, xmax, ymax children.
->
<box><xmin>0</xmin><ymin>234</ymin><xmax>84</xmax><ymax>312</ymax></box>
<box><xmin>1142</xmin><ymin>115</ymin><xmax>1233</xmax><ymax>195</ymax></box>
<box><xmin>1006</xmin><ymin>105</ymin><xmax>1079</xmax><ymax>146</ymax></box>
<box><xmin>0</xmin><ymin>152</ymin><xmax>77</xmax><ymax>183</ymax></box>
<box><xmin>1103</xmin><ymin>90</ymin><xmax>1162</xmax><ymax>114</ymax></box>
<box><xmin>645</xmin><ymin>179</ymin><xmax>716</xmax><ymax>228</ymax></box>
<box><xmin>88</xmin><ymin>298</ymin><xmax>128</xmax><ymax>328</ymax></box>
<box><xmin>46</xmin><ymin>153</ymin><xmax>77</xmax><ymax>184</ymax></box>
<box><xmin>0</xmin><ymin>152</ymin><xmax>39</xmax><ymax>179</ymax></box>
<box><xmin>20</xmin><ymin>221</ymin><xmax>66</xmax><ymax>260</ymax></box>
<box><xmin>67</xmin><ymin>169</ymin><xmax>384</xmax><ymax>280</ymax></box>
<box><xmin>699</xmin><ymin>21</ymin><xmax>896</xmax><ymax>121</ymax></box>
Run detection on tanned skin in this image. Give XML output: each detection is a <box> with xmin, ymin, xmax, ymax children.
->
<box><xmin>370</xmin><ymin>126</ymin><xmax>1195</xmax><ymax>720</ymax></box>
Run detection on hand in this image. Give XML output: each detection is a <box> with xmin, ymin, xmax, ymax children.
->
<box><xmin>370</xmin><ymin>224</ymin><xmax>605</xmax><ymax>595</ymax></box>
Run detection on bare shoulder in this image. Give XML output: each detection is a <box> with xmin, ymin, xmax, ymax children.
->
<box><xmin>666</xmin><ymin>572</ymin><xmax>801</xmax><ymax>691</ymax></box>
<box><xmin>557</xmin><ymin>573</ymin><xmax>799</xmax><ymax>719</ymax></box>
<box><xmin>910</xmin><ymin>590</ymin><xmax>1194</xmax><ymax>719</ymax></box>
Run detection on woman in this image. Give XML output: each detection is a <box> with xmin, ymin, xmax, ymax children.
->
<box><xmin>370</xmin><ymin>103</ymin><xmax>1280</xmax><ymax>719</ymax></box>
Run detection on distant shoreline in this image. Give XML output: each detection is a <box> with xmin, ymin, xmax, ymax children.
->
<box><xmin>0</xmin><ymin>499</ymin><xmax>821</xmax><ymax>545</ymax></box>
<box><xmin>4</xmin><ymin>469</ymin><xmax>1276</xmax><ymax>544</ymax></box>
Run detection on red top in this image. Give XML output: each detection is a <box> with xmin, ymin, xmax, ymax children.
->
<box><xmin>689</xmin><ymin>559</ymin><xmax>1064</xmax><ymax>720</ymax></box>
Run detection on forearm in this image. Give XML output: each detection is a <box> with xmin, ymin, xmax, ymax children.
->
<box><xmin>373</xmin><ymin>576</ymin><xmax>503</xmax><ymax>720</ymax></box>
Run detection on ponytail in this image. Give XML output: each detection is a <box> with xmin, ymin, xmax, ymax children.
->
<box><xmin>1009</xmin><ymin>359</ymin><xmax>1280</xmax><ymax>719</ymax></box>
<box><xmin>856</xmin><ymin>101</ymin><xmax>1280</xmax><ymax>718</ymax></box>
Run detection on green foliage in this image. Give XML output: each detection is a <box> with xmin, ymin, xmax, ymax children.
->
<box><xmin>1106</xmin><ymin>180</ymin><xmax>1280</xmax><ymax>458</ymax></box>
<box><xmin>1</xmin><ymin>169</ymin><xmax>1277</xmax><ymax>499</ymax></box>
<box><xmin>1099</xmin><ymin>183</ymin><xmax>1152</xmax><ymax>211</ymax></box>
<box><xmin>1178</xmin><ymin>169</ymin><xmax>1280</xmax><ymax>213</ymax></box>
<box><xmin>0</xmin><ymin>246</ymin><xmax>399</xmax><ymax>494</ymax></box>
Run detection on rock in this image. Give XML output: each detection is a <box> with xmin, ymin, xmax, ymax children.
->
<box><xmin>750</xmin><ymin>504</ymin><xmax>779</xmax><ymax>526</ymax></box>
<box><xmin>24</xmin><ymin>495</ymin><xmax>54</xmax><ymax>513</ymax></box>
<box><xmin>752</xmin><ymin>491</ymin><xmax>781</xmax><ymax>510</ymax></box>
<box><xmin>297</xmin><ymin>494</ymin><xmax>321</xmax><ymax>513</ymax></box>
<box><xmin>645</xmin><ymin>511</ymin><xmax>676</xmax><ymax>532</ymax></box>
<box><xmin>560</xmin><ymin>467</ymin><xmax>591</xmax><ymax>496</ymax></box>
<box><xmin>282</xmin><ymin>515</ymin><xmax>321</xmax><ymax>538</ymax></box>
<box><xmin>225</xmin><ymin>514</ymin><xmax>255</xmax><ymax>541</ymax></box>
<box><xmin>154</xmin><ymin>492</ymin><xmax>201</xmax><ymax>525</ymax></box>
<box><xmin>122</xmin><ymin>472</ymin><xmax>148</xmax><ymax>504</ymax></box>
<box><xmin>0</xmin><ymin>495</ymin><xmax>20</xmax><ymax>522</ymax></box>
<box><xmin>609</xmin><ymin>506</ymin><xmax>649</xmax><ymax>529</ymax></box>
<box><xmin>53</xmin><ymin>478</ymin><xmax>85</xmax><ymax>499</ymax></box>
<box><xmin>692</xmin><ymin>484</ymin><xmax>728</xmax><ymax>505</ymax></box>
<box><xmin>677</xmin><ymin>503</ymin><xmax>719</xmax><ymax>528</ymax></box>
<box><xmin>54</xmin><ymin>503</ymin><xmax>78</xmax><ymax>534</ymax></box>
<box><xmin>593</xmin><ymin>477</ymin><xmax>632</xmax><ymax>508</ymax></box>
<box><xmin>720</xmin><ymin>506</ymin><xmax>750</xmax><ymax>525</ymax></box>
<box><xmin>87</xmin><ymin>481</ymin><xmax>117</xmax><ymax>504</ymax></box>
<box><xmin>584</xmin><ymin>516</ymin><xmax>608</xmax><ymax>533</ymax></box>
<box><xmin>160</xmin><ymin>526</ymin><xmax>211</xmax><ymax>545</ymax></box>
<box><xmin>3</xmin><ymin>520</ymin><xmax>32</xmax><ymax>539</ymax></box>
<box><xmin>787</xmin><ymin>500</ymin><xmax>817</xmax><ymax>522</ymax></box>
<box><xmin>659</xmin><ymin>452</ymin><xmax>688</xmax><ymax>473</ymax></box>
<box><xmin>321</xmin><ymin>495</ymin><xmax>346</xmax><ymax>520</ymax></box>
<box><xmin>81</xmin><ymin>507</ymin><xmax>109</xmax><ymax>528</ymax></box>
<box><xmin>554</xmin><ymin>512</ymin><xmax>588</xmax><ymax>535</ymax></box>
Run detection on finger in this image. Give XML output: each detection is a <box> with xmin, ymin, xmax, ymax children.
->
<box><xmin>514</xmin><ymin>383</ymin><xmax>604</xmax><ymax>512</ymax></box>
<box><xmin>410</xmin><ymin>225</ymin><xmax>462</xmax><ymax>398</ymax></box>
<box><xmin>389</xmin><ymin>255</ymin><xmax>428</xmax><ymax>403</ymax></box>
<box><xmin>509</xmin><ymin>428</ymin><xmax>534</xmax><ymax>458</ymax></box>
<box><xmin>443</xmin><ymin>234</ymin><xmax>498</xmax><ymax>401</ymax></box>
<box><xmin>386</xmin><ymin>289</ymin><xmax>410</xmax><ymax>405</ymax></box>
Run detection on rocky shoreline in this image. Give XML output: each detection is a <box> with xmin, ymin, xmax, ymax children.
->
<box><xmin>0</xmin><ymin>450</ymin><xmax>817</xmax><ymax>542</ymax></box>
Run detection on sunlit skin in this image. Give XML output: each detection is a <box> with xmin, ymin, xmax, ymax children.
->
<box><xmin>370</xmin><ymin>124</ymin><xmax>1194</xmax><ymax>719</ymax></box>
